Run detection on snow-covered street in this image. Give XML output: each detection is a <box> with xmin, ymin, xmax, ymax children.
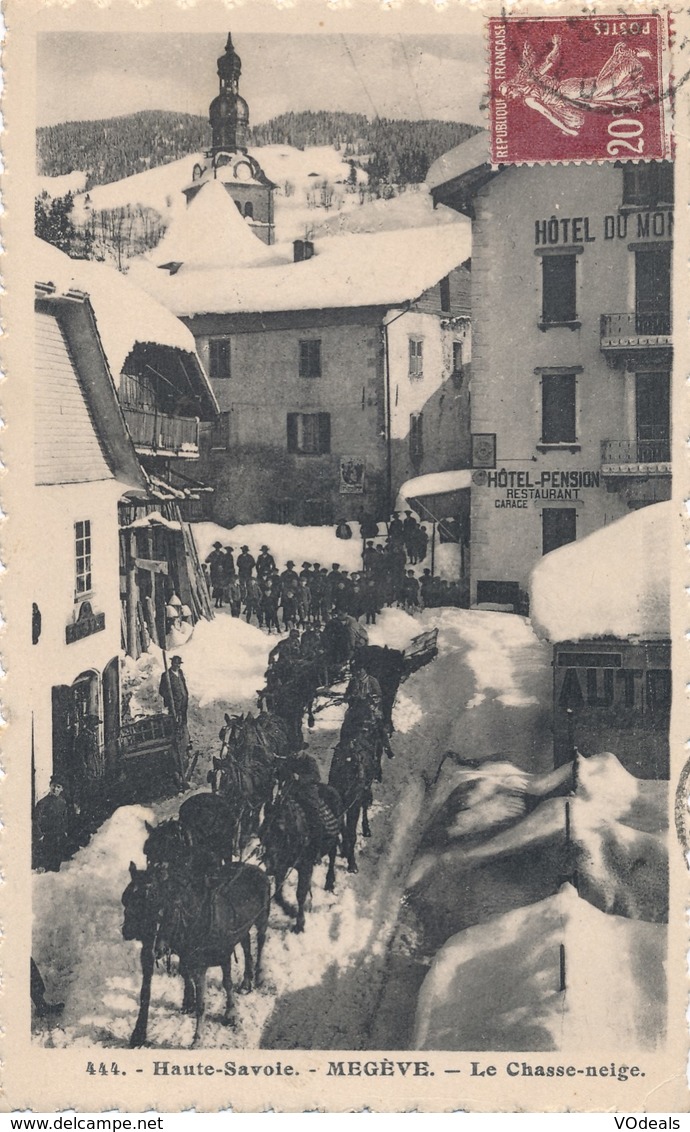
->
<box><xmin>32</xmin><ymin>605</ymin><xmax>553</xmax><ymax>1050</ymax></box>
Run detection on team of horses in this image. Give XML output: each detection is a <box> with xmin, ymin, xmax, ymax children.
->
<box><xmin>122</xmin><ymin>643</ymin><xmax>410</xmax><ymax>1047</ymax></box>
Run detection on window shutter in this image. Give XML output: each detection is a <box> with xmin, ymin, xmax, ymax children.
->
<box><xmin>287</xmin><ymin>413</ymin><xmax>299</xmax><ymax>453</ymax></box>
<box><xmin>542</xmin><ymin>256</ymin><xmax>577</xmax><ymax>323</ymax></box>
<box><xmin>318</xmin><ymin>413</ymin><xmax>331</xmax><ymax>453</ymax></box>
<box><xmin>299</xmin><ymin>342</ymin><xmax>308</xmax><ymax>378</ymax></box>
<box><xmin>542</xmin><ymin>374</ymin><xmax>576</xmax><ymax>443</ymax></box>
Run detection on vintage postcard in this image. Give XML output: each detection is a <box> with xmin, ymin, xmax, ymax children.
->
<box><xmin>2</xmin><ymin>0</ymin><xmax>689</xmax><ymax>1113</ymax></box>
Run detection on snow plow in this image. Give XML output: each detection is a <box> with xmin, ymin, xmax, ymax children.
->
<box><xmin>401</xmin><ymin>627</ymin><xmax>439</xmax><ymax>677</ymax></box>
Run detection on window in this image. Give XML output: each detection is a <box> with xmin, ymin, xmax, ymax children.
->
<box><xmin>623</xmin><ymin>162</ymin><xmax>674</xmax><ymax>207</ymax></box>
<box><xmin>542</xmin><ymin>508</ymin><xmax>577</xmax><ymax>556</ymax></box>
<box><xmin>635</xmin><ymin>247</ymin><xmax>671</xmax><ymax>334</ymax></box>
<box><xmin>75</xmin><ymin>520</ymin><xmax>92</xmax><ymax>596</ymax></box>
<box><xmin>541</xmin><ymin>254</ymin><xmax>577</xmax><ymax>325</ymax></box>
<box><xmin>209</xmin><ymin>338</ymin><xmax>231</xmax><ymax>379</ymax></box>
<box><xmin>299</xmin><ymin>339</ymin><xmax>322</xmax><ymax>379</ymax></box>
<box><xmin>287</xmin><ymin>412</ymin><xmax>331</xmax><ymax>455</ymax></box>
<box><xmin>410</xmin><ymin>412</ymin><xmax>424</xmax><ymax>464</ymax></box>
<box><xmin>244</xmin><ymin>201</ymin><xmax>254</xmax><ymax>219</ymax></box>
<box><xmin>476</xmin><ymin>580</ymin><xmax>520</xmax><ymax>607</ymax></box>
<box><xmin>409</xmin><ymin>337</ymin><xmax>423</xmax><ymax>378</ymax></box>
<box><xmin>541</xmin><ymin>373</ymin><xmax>577</xmax><ymax>444</ymax></box>
<box><xmin>636</xmin><ymin>372</ymin><xmax>670</xmax><ymax>461</ymax></box>
<box><xmin>440</xmin><ymin>275</ymin><xmax>451</xmax><ymax>313</ymax></box>
<box><xmin>452</xmin><ymin>341</ymin><xmax>464</xmax><ymax>372</ymax></box>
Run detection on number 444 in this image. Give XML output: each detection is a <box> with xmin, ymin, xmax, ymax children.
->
<box><xmin>86</xmin><ymin>1062</ymin><xmax>123</xmax><ymax>1075</ymax></box>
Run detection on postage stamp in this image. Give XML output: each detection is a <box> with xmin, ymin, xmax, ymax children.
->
<box><xmin>1</xmin><ymin>0</ymin><xmax>689</xmax><ymax>1114</ymax></box>
<box><xmin>489</xmin><ymin>14</ymin><xmax>672</xmax><ymax>164</ymax></box>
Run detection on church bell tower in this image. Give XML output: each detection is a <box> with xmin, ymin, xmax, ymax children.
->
<box><xmin>184</xmin><ymin>33</ymin><xmax>276</xmax><ymax>245</ymax></box>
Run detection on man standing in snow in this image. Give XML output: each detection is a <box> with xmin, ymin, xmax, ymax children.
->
<box><xmin>159</xmin><ymin>655</ymin><xmax>190</xmax><ymax>788</ymax></box>
<box><xmin>206</xmin><ymin>541</ymin><xmax>226</xmax><ymax>608</ymax></box>
<box><xmin>236</xmin><ymin>546</ymin><xmax>256</xmax><ymax>601</ymax></box>
<box><xmin>280</xmin><ymin>560</ymin><xmax>299</xmax><ymax>592</ymax></box>
<box><xmin>33</xmin><ymin>778</ymin><xmax>70</xmax><ymax>872</ymax></box>
<box><xmin>256</xmin><ymin>545</ymin><xmax>276</xmax><ymax>579</ymax></box>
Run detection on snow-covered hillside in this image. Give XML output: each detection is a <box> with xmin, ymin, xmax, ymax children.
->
<box><xmin>40</xmin><ymin>142</ymin><xmax>466</xmax><ymax>256</ymax></box>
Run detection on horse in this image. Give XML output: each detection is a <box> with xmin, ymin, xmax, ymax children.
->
<box><xmin>259</xmin><ymin>783</ymin><xmax>340</xmax><ymax>933</ymax></box>
<box><xmin>328</xmin><ymin>731</ymin><xmax>379</xmax><ymax>875</ymax></box>
<box><xmin>209</xmin><ymin>712</ymin><xmax>286</xmax><ymax>846</ymax></box>
<box><xmin>122</xmin><ymin>859</ymin><xmax>270</xmax><ymax>1048</ymax></box>
<box><xmin>144</xmin><ymin>793</ymin><xmax>240</xmax><ymax>871</ymax></box>
<box><xmin>258</xmin><ymin>661</ymin><xmax>321</xmax><ymax>750</ymax></box>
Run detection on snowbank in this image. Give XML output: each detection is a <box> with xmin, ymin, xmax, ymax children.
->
<box><xmin>193</xmin><ymin>520</ymin><xmax>369</xmax><ymax>575</ymax></box>
<box><xmin>35</xmin><ymin>238</ymin><xmax>202</xmax><ymax>380</ymax></box>
<box><xmin>405</xmin><ymin>748</ymin><xmax>668</xmax><ymax>954</ymax></box>
<box><xmin>413</xmin><ymin>884</ymin><xmax>666</xmax><ymax>1051</ymax></box>
<box><xmin>529</xmin><ymin>502</ymin><xmax>671</xmax><ymax>643</ymax></box>
<box><xmin>175</xmin><ymin>616</ymin><xmax>273</xmax><ymax>710</ymax></box>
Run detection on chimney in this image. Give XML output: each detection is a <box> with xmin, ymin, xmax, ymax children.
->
<box><xmin>293</xmin><ymin>239</ymin><xmax>315</xmax><ymax>263</ymax></box>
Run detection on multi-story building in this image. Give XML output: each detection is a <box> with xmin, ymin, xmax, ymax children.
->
<box><xmin>427</xmin><ymin>133</ymin><xmax>672</xmax><ymax>609</ymax></box>
<box><xmin>134</xmin><ymin>209</ymin><xmax>472</xmax><ymax>526</ymax></box>
<box><xmin>32</xmin><ymin>260</ymin><xmax>146</xmax><ymax>803</ymax></box>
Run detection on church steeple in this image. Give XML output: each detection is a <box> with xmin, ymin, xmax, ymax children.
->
<box><xmin>185</xmin><ymin>33</ymin><xmax>276</xmax><ymax>245</ymax></box>
<box><xmin>209</xmin><ymin>33</ymin><xmax>250</xmax><ymax>154</ymax></box>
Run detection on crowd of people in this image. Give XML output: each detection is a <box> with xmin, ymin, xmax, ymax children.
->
<box><xmin>203</xmin><ymin>511</ymin><xmax>465</xmax><ymax>631</ymax></box>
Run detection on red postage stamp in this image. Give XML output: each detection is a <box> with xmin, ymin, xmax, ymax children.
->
<box><xmin>489</xmin><ymin>14</ymin><xmax>671</xmax><ymax>165</ymax></box>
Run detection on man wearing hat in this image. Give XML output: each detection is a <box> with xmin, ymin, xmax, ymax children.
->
<box><xmin>159</xmin><ymin>655</ymin><xmax>190</xmax><ymax>788</ymax></box>
<box><xmin>388</xmin><ymin>512</ymin><xmax>405</xmax><ymax>550</ymax></box>
<box><xmin>205</xmin><ymin>541</ymin><xmax>226</xmax><ymax>608</ymax></box>
<box><xmin>33</xmin><ymin>777</ymin><xmax>70</xmax><ymax>872</ymax></box>
<box><xmin>403</xmin><ymin>511</ymin><xmax>420</xmax><ymax>563</ymax></box>
<box><xmin>256</xmin><ymin>545</ymin><xmax>276</xmax><ymax>580</ymax></box>
<box><xmin>280</xmin><ymin>560</ymin><xmax>299</xmax><ymax>592</ymax></box>
<box><xmin>236</xmin><ymin>545</ymin><xmax>256</xmax><ymax>603</ymax></box>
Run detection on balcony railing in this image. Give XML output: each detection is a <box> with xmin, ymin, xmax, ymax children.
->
<box><xmin>601</xmin><ymin>438</ymin><xmax>671</xmax><ymax>474</ymax></box>
<box><xmin>600</xmin><ymin>312</ymin><xmax>672</xmax><ymax>351</ymax></box>
<box><xmin>122</xmin><ymin>406</ymin><xmax>200</xmax><ymax>457</ymax></box>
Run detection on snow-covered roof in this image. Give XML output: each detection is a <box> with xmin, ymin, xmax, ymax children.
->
<box><xmin>35</xmin><ymin>239</ymin><xmax>203</xmax><ymax>379</ymax></box>
<box><xmin>529</xmin><ymin>502</ymin><xmax>671</xmax><ymax>643</ymax></box>
<box><xmin>426</xmin><ymin>130</ymin><xmax>491</xmax><ymax>192</ymax></box>
<box><xmin>150</xmin><ymin>180</ymin><xmax>285</xmax><ymax>271</ymax></box>
<box><xmin>129</xmin><ymin>224</ymin><xmax>472</xmax><ymax>318</ymax></box>
<box><xmin>398</xmin><ymin>470</ymin><xmax>473</xmax><ymax>500</ymax></box>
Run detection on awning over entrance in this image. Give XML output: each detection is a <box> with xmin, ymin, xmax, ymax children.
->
<box><xmin>396</xmin><ymin>469</ymin><xmax>472</xmax><ymax>532</ymax></box>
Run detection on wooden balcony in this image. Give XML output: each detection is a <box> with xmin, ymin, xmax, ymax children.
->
<box><xmin>600</xmin><ymin>312</ymin><xmax>672</xmax><ymax>352</ymax></box>
<box><xmin>122</xmin><ymin>406</ymin><xmax>200</xmax><ymax>458</ymax></box>
<box><xmin>601</xmin><ymin>439</ymin><xmax>671</xmax><ymax>477</ymax></box>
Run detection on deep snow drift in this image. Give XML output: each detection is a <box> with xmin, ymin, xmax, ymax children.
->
<box><xmin>529</xmin><ymin>501</ymin><xmax>671</xmax><ymax>642</ymax></box>
<box><xmin>404</xmin><ymin>750</ymin><xmax>667</xmax><ymax>955</ymax></box>
<box><xmin>413</xmin><ymin>884</ymin><xmax>666</xmax><ymax>1052</ymax></box>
